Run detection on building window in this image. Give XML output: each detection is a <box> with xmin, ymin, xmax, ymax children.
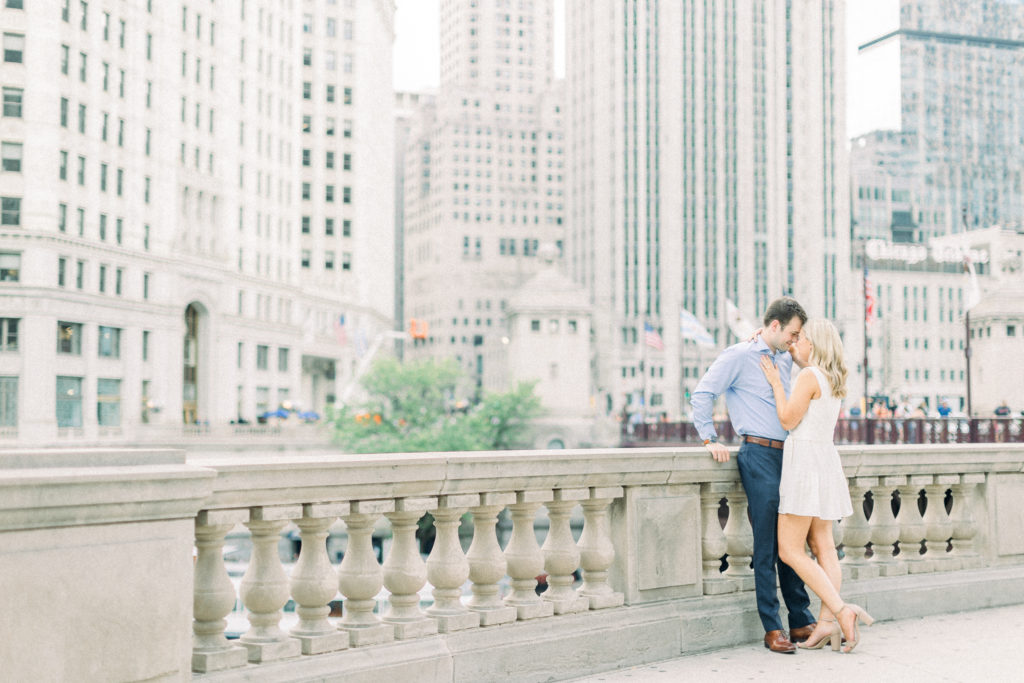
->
<box><xmin>343</xmin><ymin>219</ymin><xmax>351</xmax><ymax>237</ymax></box>
<box><xmin>2</xmin><ymin>87</ymin><xmax>23</xmax><ymax>117</ymax></box>
<box><xmin>76</xmin><ymin>156</ymin><xmax>85</xmax><ymax>185</ymax></box>
<box><xmin>325</xmin><ymin>151</ymin><xmax>335</xmax><ymax>169</ymax></box>
<box><xmin>59</xmin><ymin>150</ymin><xmax>68</xmax><ymax>180</ymax></box>
<box><xmin>1</xmin><ymin>142</ymin><xmax>22</xmax><ymax>172</ymax></box>
<box><xmin>142</xmin><ymin>330</ymin><xmax>150</xmax><ymax>361</ymax></box>
<box><xmin>0</xmin><ymin>317</ymin><xmax>18</xmax><ymax>351</ymax></box>
<box><xmin>325</xmin><ymin>251</ymin><xmax>335</xmax><ymax>270</ymax></box>
<box><xmin>98</xmin><ymin>325</ymin><xmax>120</xmax><ymax>358</ymax></box>
<box><xmin>58</xmin><ymin>204</ymin><xmax>66</xmax><ymax>231</ymax></box>
<box><xmin>115</xmin><ymin>218</ymin><xmax>123</xmax><ymax>244</ymax></box>
<box><xmin>278</xmin><ymin>347</ymin><xmax>289</xmax><ymax>372</ymax></box>
<box><xmin>3</xmin><ymin>33</ymin><xmax>25</xmax><ymax>63</ymax></box>
<box><xmin>114</xmin><ymin>268</ymin><xmax>122</xmax><ymax>295</ymax></box>
<box><xmin>302</xmin><ymin>148</ymin><xmax>310</xmax><ymax>166</ymax></box>
<box><xmin>326</xmin><ymin>85</ymin><xmax>335</xmax><ymax>102</ymax></box>
<box><xmin>341</xmin><ymin>252</ymin><xmax>351</xmax><ymax>271</ymax></box>
<box><xmin>76</xmin><ymin>207</ymin><xmax>84</xmax><ymax>235</ymax></box>
<box><xmin>143</xmin><ymin>272</ymin><xmax>150</xmax><ymax>299</ymax></box>
<box><xmin>75</xmin><ymin>260</ymin><xmax>84</xmax><ymax>288</ymax></box>
<box><xmin>301</xmin><ymin>216</ymin><xmax>310</xmax><ymax>234</ymax></box>
<box><xmin>56</xmin><ymin>376</ymin><xmax>83</xmax><ymax>428</ymax></box>
<box><xmin>236</xmin><ymin>341</ymin><xmax>243</xmax><ymax>369</ymax></box>
<box><xmin>99</xmin><ymin>163</ymin><xmax>107</xmax><ymax>191</ymax></box>
<box><xmin>256</xmin><ymin>344</ymin><xmax>269</xmax><ymax>370</ymax></box>
<box><xmin>96</xmin><ymin>378</ymin><xmax>121</xmax><ymax>427</ymax></box>
<box><xmin>343</xmin><ymin>87</ymin><xmax>352</xmax><ymax>105</ymax></box>
<box><xmin>78</xmin><ymin>103</ymin><xmax>87</xmax><ymax>133</ymax></box>
<box><xmin>61</xmin><ymin>45</ymin><xmax>70</xmax><ymax>74</ymax></box>
<box><xmin>325</xmin><ymin>185</ymin><xmax>335</xmax><ymax>203</ymax></box>
<box><xmin>302</xmin><ymin>48</ymin><xmax>312</xmax><ymax>66</ymax></box>
<box><xmin>325</xmin><ymin>218</ymin><xmax>334</xmax><ymax>235</ymax></box>
<box><xmin>79</xmin><ymin>51</ymin><xmax>87</xmax><ymax>81</ymax></box>
<box><xmin>58</xmin><ymin>257</ymin><xmax>67</xmax><ymax>287</ymax></box>
<box><xmin>301</xmin><ymin>249</ymin><xmax>310</xmax><ymax>268</ymax></box>
<box><xmin>302</xmin><ymin>81</ymin><xmax>311</xmax><ymax>99</ymax></box>
<box><xmin>0</xmin><ymin>197</ymin><xmax>18</xmax><ymax>227</ymax></box>
<box><xmin>0</xmin><ymin>376</ymin><xmax>16</xmax><ymax>428</ymax></box>
<box><xmin>301</xmin><ymin>182</ymin><xmax>311</xmax><ymax>200</ymax></box>
<box><xmin>57</xmin><ymin>321</ymin><xmax>82</xmax><ymax>355</ymax></box>
<box><xmin>0</xmin><ymin>251</ymin><xmax>18</xmax><ymax>281</ymax></box>
<box><xmin>342</xmin><ymin>153</ymin><xmax>351</xmax><ymax>171</ymax></box>
<box><xmin>342</xmin><ymin>187</ymin><xmax>351</xmax><ymax>204</ymax></box>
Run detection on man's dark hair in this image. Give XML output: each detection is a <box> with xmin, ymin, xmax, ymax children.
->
<box><xmin>762</xmin><ymin>297</ymin><xmax>807</xmax><ymax>328</ymax></box>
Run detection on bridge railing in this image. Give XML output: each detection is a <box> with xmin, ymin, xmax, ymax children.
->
<box><xmin>623</xmin><ymin>417</ymin><xmax>1024</xmax><ymax>446</ymax></box>
<box><xmin>4</xmin><ymin>444</ymin><xmax>1024</xmax><ymax>681</ymax></box>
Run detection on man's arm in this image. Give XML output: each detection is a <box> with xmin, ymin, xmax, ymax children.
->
<box><xmin>691</xmin><ymin>347</ymin><xmax>740</xmax><ymax>462</ymax></box>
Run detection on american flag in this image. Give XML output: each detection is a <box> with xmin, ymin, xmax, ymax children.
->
<box><xmin>644</xmin><ymin>322</ymin><xmax>665</xmax><ymax>351</ymax></box>
<box><xmin>864</xmin><ymin>267</ymin><xmax>876</xmax><ymax>326</ymax></box>
<box><xmin>333</xmin><ymin>314</ymin><xmax>348</xmax><ymax>345</ymax></box>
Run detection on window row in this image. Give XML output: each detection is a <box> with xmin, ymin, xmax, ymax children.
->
<box><xmin>300</xmin><ymin>249</ymin><xmax>351</xmax><ymax>271</ymax></box>
<box><xmin>59</xmin><ymin>98</ymin><xmax>136</xmax><ymax>144</ymax></box>
<box><xmin>301</xmin><ymin>116</ymin><xmax>354</xmax><ymax>137</ymax></box>
<box><xmin>249</xmin><ymin>343</ymin><xmax>290</xmax><ymax>372</ymax></box>
<box><xmin>301</xmin><ymin>216</ymin><xmax>352</xmax><ymax>237</ymax></box>
<box><xmin>55</xmin><ymin>375</ymin><xmax>128</xmax><ymax>429</ymax></box>
<box><xmin>300</xmin><ymin>149</ymin><xmax>352</xmax><ymax>170</ymax></box>
<box><xmin>301</xmin><ymin>82</ymin><xmax>354</xmax><ymax>103</ymax></box>
<box><xmin>301</xmin><ymin>183</ymin><xmax>352</xmax><ymax>203</ymax></box>
<box><xmin>301</xmin><ymin>48</ymin><xmax>354</xmax><ymax>72</ymax></box>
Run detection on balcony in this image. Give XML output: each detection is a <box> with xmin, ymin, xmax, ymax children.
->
<box><xmin>2</xmin><ymin>443</ymin><xmax>1024</xmax><ymax>681</ymax></box>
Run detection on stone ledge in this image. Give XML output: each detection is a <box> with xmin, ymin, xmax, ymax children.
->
<box><xmin>192</xmin><ymin>565</ymin><xmax>1024</xmax><ymax>683</ymax></box>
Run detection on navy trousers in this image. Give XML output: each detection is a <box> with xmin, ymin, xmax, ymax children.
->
<box><xmin>736</xmin><ymin>440</ymin><xmax>815</xmax><ymax>633</ymax></box>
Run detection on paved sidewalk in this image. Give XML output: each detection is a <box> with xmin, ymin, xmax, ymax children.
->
<box><xmin>568</xmin><ymin>604</ymin><xmax>1024</xmax><ymax>682</ymax></box>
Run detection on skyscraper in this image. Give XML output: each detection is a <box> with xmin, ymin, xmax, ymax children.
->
<box><xmin>566</xmin><ymin>0</ymin><xmax>849</xmax><ymax>418</ymax></box>
<box><xmin>402</xmin><ymin>0</ymin><xmax>566</xmax><ymax>395</ymax></box>
<box><xmin>851</xmin><ymin>0</ymin><xmax>1024</xmax><ymax>239</ymax></box>
<box><xmin>0</xmin><ymin>1</ymin><xmax>394</xmax><ymax>442</ymax></box>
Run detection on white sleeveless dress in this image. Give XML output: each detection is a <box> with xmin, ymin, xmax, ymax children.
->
<box><xmin>778</xmin><ymin>366</ymin><xmax>853</xmax><ymax>520</ymax></box>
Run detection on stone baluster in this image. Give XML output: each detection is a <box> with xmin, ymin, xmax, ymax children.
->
<box><xmin>338</xmin><ymin>500</ymin><xmax>395</xmax><ymax>646</ymax></box>
<box><xmin>722</xmin><ymin>485</ymin><xmax>755</xmax><ymax>591</ymax></box>
<box><xmin>949</xmin><ymin>473</ymin><xmax>985</xmax><ymax>570</ymax></box>
<box><xmin>289</xmin><ymin>503</ymin><xmax>350</xmax><ymax>655</ymax></box>
<box><xmin>896</xmin><ymin>475</ymin><xmax>932</xmax><ymax>574</ymax></box>
<box><xmin>576</xmin><ymin>486</ymin><xmax>625</xmax><ymax>609</ymax></box>
<box><xmin>699</xmin><ymin>483</ymin><xmax>736</xmax><ymax>595</ymax></box>
<box><xmin>504</xmin><ymin>490</ymin><xmax>556</xmax><ymax>620</ymax></box>
<box><xmin>192</xmin><ymin>509</ymin><xmax>249</xmax><ymax>673</ymax></box>
<box><xmin>922</xmin><ymin>475</ymin><xmax>959</xmax><ymax>571</ymax></box>
<box><xmin>867</xmin><ymin>477</ymin><xmax>905</xmax><ymax>576</ymax></box>
<box><xmin>427</xmin><ymin>494</ymin><xmax>482</xmax><ymax>632</ymax></box>
<box><xmin>239</xmin><ymin>506</ymin><xmax>303</xmax><ymax>663</ymax></box>
<box><xmin>382</xmin><ymin>497</ymin><xmax>438</xmax><ymax>639</ymax></box>
<box><xmin>467</xmin><ymin>492</ymin><xmax>518</xmax><ymax>626</ymax></box>
<box><xmin>839</xmin><ymin>478</ymin><xmax>876</xmax><ymax>579</ymax></box>
<box><xmin>541</xmin><ymin>488</ymin><xmax>591</xmax><ymax>614</ymax></box>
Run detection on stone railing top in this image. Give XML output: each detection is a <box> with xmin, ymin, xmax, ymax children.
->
<box><xmin>187</xmin><ymin>444</ymin><xmax>1024</xmax><ymax>511</ymax></box>
<box><xmin>0</xmin><ymin>447</ymin><xmax>185</xmax><ymax>469</ymax></box>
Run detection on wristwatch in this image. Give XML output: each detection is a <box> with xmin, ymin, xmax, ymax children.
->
<box><xmin>703</xmin><ymin>436</ymin><xmax>717</xmax><ymax>446</ymax></box>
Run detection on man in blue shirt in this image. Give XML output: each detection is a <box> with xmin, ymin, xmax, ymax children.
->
<box><xmin>691</xmin><ymin>297</ymin><xmax>815</xmax><ymax>654</ymax></box>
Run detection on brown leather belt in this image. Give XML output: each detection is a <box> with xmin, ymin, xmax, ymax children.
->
<box><xmin>743</xmin><ymin>435</ymin><xmax>785</xmax><ymax>450</ymax></box>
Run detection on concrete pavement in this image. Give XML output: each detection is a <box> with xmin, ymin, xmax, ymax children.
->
<box><xmin>568</xmin><ymin>603</ymin><xmax>1024</xmax><ymax>682</ymax></box>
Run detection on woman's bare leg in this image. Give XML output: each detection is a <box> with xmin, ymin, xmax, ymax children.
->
<box><xmin>800</xmin><ymin>519</ymin><xmax>842</xmax><ymax>644</ymax></box>
<box><xmin>777</xmin><ymin>514</ymin><xmax>844</xmax><ymax>614</ymax></box>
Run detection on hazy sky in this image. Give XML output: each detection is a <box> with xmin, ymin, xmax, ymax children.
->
<box><xmin>393</xmin><ymin>1</ymin><xmax>886</xmax><ymax>137</ymax></box>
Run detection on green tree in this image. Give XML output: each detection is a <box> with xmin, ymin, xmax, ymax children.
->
<box><xmin>329</xmin><ymin>357</ymin><xmax>543</xmax><ymax>453</ymax></box>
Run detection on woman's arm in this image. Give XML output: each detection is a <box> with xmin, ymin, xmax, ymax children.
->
<box><xmin>759</xmin><ymin>359</ymin><xmax>820</xmax><ymax>430</ymax></box>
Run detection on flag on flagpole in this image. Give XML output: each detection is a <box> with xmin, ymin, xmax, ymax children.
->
<box><xmin>864</xmin><ymin>266</ymin><xmax>877</xmax><ymax>326</ymax></box>
<box><xmin>332</xmin><ymin>314</ymin><xmax>348</xmax><ymax>345</ymax></box>
<box><xmin>643</xmin><ymin>322</ymin><xmax>665</xmax><ymax>351</ymax></box>
<box><xmin>354</xmin><ymin>329</ymin><xmax>369</xmax><ymax>357</ymax></box>
<box><xmin>725</xmin><ymin>299</ymin><xmax>756</xmax><ymax>340</ymax></box>
<box><xmin>963</xmin><ymin>253</ymin><xmax>981</xmax><ymax>312</ymax></box>
<box><xmin>680</xmin><ymin>308</ymin><xmax>716</xmax><ymax>348</ymax></box>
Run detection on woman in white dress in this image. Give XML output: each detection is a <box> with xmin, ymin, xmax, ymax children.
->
<box><xmin>759</xmin><ymin>318</ymin><xmax>874</xmax><ymax>653</ymax></box>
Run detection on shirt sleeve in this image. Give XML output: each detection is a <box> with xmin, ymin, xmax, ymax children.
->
<box><xmin>690</xmin><ymin>346</ymin><xmax>740</xmax><ymax>442</ymax></box>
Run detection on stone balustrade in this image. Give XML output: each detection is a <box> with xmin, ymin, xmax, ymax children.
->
<box><xmin>3</xmin><ymin>444</ymin><xmax>1024</xmax><ymax>682</ymax></box>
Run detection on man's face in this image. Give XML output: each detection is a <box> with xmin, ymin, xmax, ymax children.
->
<box><xmin>765</xmin><ymin>316</ymin><xmax>803</xmax><ymax>352</ymax></box>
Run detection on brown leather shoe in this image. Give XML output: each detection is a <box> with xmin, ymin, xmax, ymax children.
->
<box><xmin>764</xmin><ymin>629</ymin><xmax>797</xmax><ymax>654</ymax></box>
<box><xmin>789</xmin><ymin>623</ymin><xmax>817</xmax><ymax>643</ymax></box>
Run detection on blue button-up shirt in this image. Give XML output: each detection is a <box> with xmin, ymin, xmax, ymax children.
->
<box><xmin>690</xmin><ymin>337</ymin><xmax>793</xmax><ymax>442</ymax></box>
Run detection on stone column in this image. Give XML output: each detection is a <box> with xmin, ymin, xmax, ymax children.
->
<box><xmin>896</xmin><ymin>475</ymin><xmax>932</xmax><ymax>574</ymax></box>
<box><xmin>239</xmin><ymin>505</ymin><xmax>303</xmax><ymax>663</ymax></box>
<box><xmin>504</xmin><ymin>490</ymin><xmax>555</xmax><ymax>620</ymax></box>
<box><xmin>949</xmin><ymin>473</ymin><xmax>985</xmax><ymax>569</ymax></box>
<box><xmin>192</xmin><ymin>510</ymin><xmax>249</xmax><ymax>673</ymax></box>
<box><xmin>337</xmin><ymin>500</ymin><xmax>395</xmax><ymax>647</ymax></box>
<box><xmin>700</xmin><ymin>483</ymin><xmax>736</xmax><ymax>595</ymax></box>
<box><xmin>840</xmin><ymin>478</ymin><xmax>877</xmax><ymax>579</ymax></box>
<box><xmin>541</xmin><ymin>488</ymin><xmax>590</xmax><ymax>614</ymax></box>
<box><xmin>576</xmin><ymin>486</ymin><xmax>625</xmax><ymax>610</ymax></box>
<box><xmin>922</xmin><ymin>475</ymin><xmax>959</xmax><ymax>571</ymax></box>
<box><xmin>867</xmin><ymin>477</ymin><xmax>905</xmax><ymax>576</ymax></box>
<box><xmin>466</xmin><ymin>492</ymin><xmax>518</xmax><ymax>626</ymax></box>
<box><xmin>289</xmin><ymin>503</ymin><xmax>350</xmax><ymax>655</ymax></box>
<box><xmin>382</xmin><ymin>497</ymin><xmax>438</xmax><ymax>639</ymax></box>
<box><xmin>722</xmin><ymin>485</ymin><xmax>755</xmax><ymax>591</ymax></box>
<box><xmin>427</xmin><ymin>494</ymin><xmax>481</xmax><ymax>632</ymax></box>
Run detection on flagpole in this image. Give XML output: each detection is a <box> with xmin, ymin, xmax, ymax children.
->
<box><xmin>961</xmin><ymin>208</ymin><xmax>973</xmax><ymax>419</ymax></box>
<box><xmin>862</xmin><ymin>260</ymin><xmax>869</xmax><ymax>409</ymax></box>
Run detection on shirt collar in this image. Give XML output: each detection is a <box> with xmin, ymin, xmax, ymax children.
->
<box><xmin>752</xmin><ymin>336</ymin><xmax>775</xmax><ymax>355</ymax></box>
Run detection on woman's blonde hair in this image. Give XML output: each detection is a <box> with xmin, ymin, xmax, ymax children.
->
<box><xmin>804</xmin><ymin>318</ymin><xmax>848</xmax><ymax>399</ymax></box>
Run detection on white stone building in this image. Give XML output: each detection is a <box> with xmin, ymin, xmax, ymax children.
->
<box><xmin>0</xmin><ymin>1</ymin><xmax>395</xmax><ymax>443</ymax></box>
<box><xmin>566</xmin><ymin>0</ymin><xmax>850</xmax><ymax>419</ymax></box>
<box><xmin>401</xmin><ymin>0</ymin><xmax>566</xmax><ymax>400</ymax></box>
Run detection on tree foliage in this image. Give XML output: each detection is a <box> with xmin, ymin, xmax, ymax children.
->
<box><xmin>329</xmin><ymin>357</ymin><xmax>542</xmax><ymax>453</ymax></box>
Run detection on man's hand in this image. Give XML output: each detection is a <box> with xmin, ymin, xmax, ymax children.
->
<box><xmin>706</xmin><ymin>441</ymin><xmax>731</xmax><ymax>463</ymax></box>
